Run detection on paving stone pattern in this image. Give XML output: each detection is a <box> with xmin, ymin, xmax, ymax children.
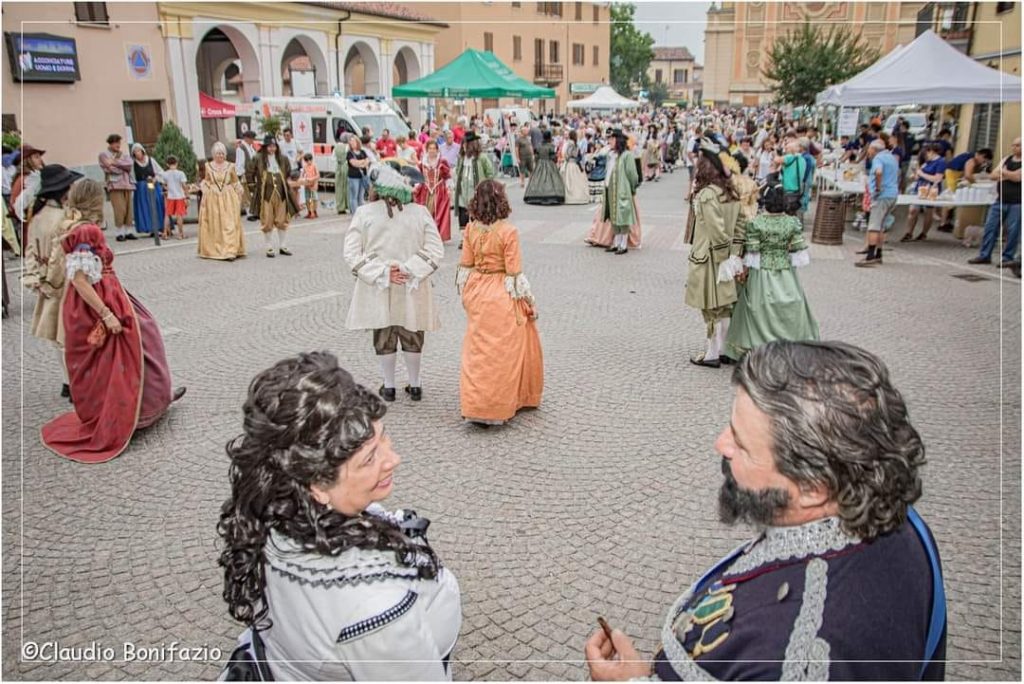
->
<box><xmin>2</xmin><ymin>169</ymin><xmax>1020</xmax><ymax>680</ymax></box>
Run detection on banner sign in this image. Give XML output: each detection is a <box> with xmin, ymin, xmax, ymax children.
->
<box><xmin>837</xmin><ymin>107</ymin><xmax>860</xmax><ymax>137</ymax></box>
<box><xmin>5</xmin><ymin>32</ymin><xmax>81</xmax><ymax>83</ymax></box>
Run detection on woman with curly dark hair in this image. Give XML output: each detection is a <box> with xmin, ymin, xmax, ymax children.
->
<box><xmin>218</xmin><ymin>351</ymin><xmax>462</xmax><ymax>680</ymax></box>
<box><xmin>456</xmin><ymin>180</ymin><xmax>543</xmax><ymax>425</ymax></box>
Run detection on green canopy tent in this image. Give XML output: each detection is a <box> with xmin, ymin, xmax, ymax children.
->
<box><xmin>392</xmin><ymin>49</ymin><xmax>555</xmax><ymax>100</ymax></box>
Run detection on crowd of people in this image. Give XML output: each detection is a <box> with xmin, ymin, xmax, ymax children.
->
<box><xmin>11</xmin><ymin>97</ymin><xmax>1022</xmax><ymax>680</ymax></box>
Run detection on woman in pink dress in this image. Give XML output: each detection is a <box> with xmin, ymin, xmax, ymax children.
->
<box><xmin>41</xmin><ymin>179</ymin><xmax>184</xmax><ymax>463</ymax></box>
<box><xmin>413</xmin><ymin>140</ymin><xmax>452</xmax><ymax>242</ymax></box>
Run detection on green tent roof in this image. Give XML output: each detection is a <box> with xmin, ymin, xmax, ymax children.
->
<box><xmin>392</xmin><ymin>49</ymin><xmax>555</xmax><ymax>99</ymax></box>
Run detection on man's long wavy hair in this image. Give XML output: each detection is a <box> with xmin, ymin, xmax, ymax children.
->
<box><xmin>217</xmin><ymin>351</ymin><xmax>440</xmax><ymax>628</ymax></box>
<box><xmin>732</xmin><ymin>341</ymin><xmax>925</xmax><ymax>540</ymax></box>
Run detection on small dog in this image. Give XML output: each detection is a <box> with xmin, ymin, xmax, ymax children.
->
<box><xmin>962</xmin><ymin>225</ymin><xmax>984</xmax><ymax>248</ymax></box>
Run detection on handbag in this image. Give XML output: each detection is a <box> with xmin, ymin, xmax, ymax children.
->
<box><xmin>220</xmin><ymin>626</ymin><xmax>274</xmax><ymax>681</ymax></box>
<box><xmin>87</xmin><ymin>318</ymin><xmax>107</xmax><ymax>348</ymax></box>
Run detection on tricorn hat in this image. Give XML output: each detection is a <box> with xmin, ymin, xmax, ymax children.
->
<box><xmin>38</xmin><ymin>164</ymin><xmax>83</xmax><ymax>196</ymax></box>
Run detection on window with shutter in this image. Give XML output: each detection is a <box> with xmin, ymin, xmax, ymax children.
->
<box><xmin>74</xmin><ymin>2</ymin><xmax>109</xmax><ymax>25</ymax></box>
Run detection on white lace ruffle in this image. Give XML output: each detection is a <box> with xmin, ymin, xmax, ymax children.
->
<box><xmin>504</xmin><ymin>273</ymin><xmax>535</xmax><ymax>303</ymax></box>
<box><xmin>396</xmin><ymin>263</ymin><xmax>423</xmax><ymax>291</ymax></box>
<box><xmin>790</xmin><ymin>248</ymin><xmax>811</xmax><ymax>269</ymax></box>
<box><xmin>65</xmin><ymin>251</ymin><xmax>102</xmax><ymax>284</ymax></box>
<box><xmin>455</xmin><ymin>265</ymin><xmax>473</xmax><ymax>294</ymax></box>
<box><xmin>743</xmin><ymin>252</ymin><xmax>761</xmax><ymax>270</ymax></box>
<box><xmin>374</xmin><ymin>267</ymin><xmax>391</xmax><ymax>290</ymax></box>
<box><xmin>717</xmin><ymin>255</ymin><xmax>744</xmax><ymax>283</ymax></box>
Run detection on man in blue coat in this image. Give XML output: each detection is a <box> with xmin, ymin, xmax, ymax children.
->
<box><xmin>586</xmin><ymin>341</ymin><xmax>946</xmax><ymax>681</ymax></box>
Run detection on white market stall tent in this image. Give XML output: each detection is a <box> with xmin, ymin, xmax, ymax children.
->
<box><xmin>567</xmin><ymin>86</ymin><xmax>640</xmax><ymax>110</ymax></box>
<box><xmin>816</xmin><ymin>30</ymin><xmax>1022</xmax><ymax>106</ymax></box>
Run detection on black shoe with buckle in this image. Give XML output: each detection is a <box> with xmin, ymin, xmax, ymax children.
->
<box><xmin>379</xmin><ymin>386</ymin><xmax>396</xmax><ymax>402</ymax></box>
<box><xmin>279</xmin><ymin>247</ymin><xmax>292</xmax><ymax>256</ymax></box>
<box><xmin>405</xmin><ymin>386</ymin><xmax>422</xmax><ymax>401</ymax></box>
<box><xmin>690</xmin><ymin>355</ymin><xmax>722</xmax><ymax>369</ymax></box>
<box><xmin>720</xmin><ymin>355</ymin><xmax>735</xmax><ymax>365</ymax></box>
<box><xmin>125</xmin><ymin>233</ymin><xmax>138</xmax><ymax>240</ymax></box>
<box><xmin>116</xmin><ymin>235</ymin><xmax>126</xmax><ymax>242</ymax></box>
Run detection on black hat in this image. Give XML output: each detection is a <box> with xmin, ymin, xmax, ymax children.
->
<box><xmin>262</xmin><ymin>134</ymin><xmax>277</xmax><ymax>147</ymax></box>
<box><xmin>38</xmin><ymin>164</ymin><xmax>83</xmax><ymax>196</ymax></box>
<box><xmin>463</xmin><ymin>130</ymin><xmax>479</xmax><ymax>143</ymax></box>
<box><xmin>242</xmin><ymin>130</ymin><xmax>257</xmax><ymax>139</ymax></box>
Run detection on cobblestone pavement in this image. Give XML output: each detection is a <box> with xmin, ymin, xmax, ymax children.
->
<box><xmin>2</xmin><ymin>167</ymin><xmax>1020</xmax><ymax>680</ymax></box>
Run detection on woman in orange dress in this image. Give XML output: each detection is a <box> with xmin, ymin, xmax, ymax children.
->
<box><xmin>456</xmin><ymin>180</ymin><xmax>543</xmax><ymax>425</ymax></box>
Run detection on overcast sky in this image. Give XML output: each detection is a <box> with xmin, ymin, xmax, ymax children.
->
<box><xmin>632</xmin><ymin>1</ymin><xmax>711</xmax><ymax>63</ymax></box>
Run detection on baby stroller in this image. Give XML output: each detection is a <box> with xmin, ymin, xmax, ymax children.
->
<box><xmin>500</xmin><ymin>150</ymin><xmax>519</xmax><ymax>177</ymax></box>
<box><xmin>585</xmin><ymin>155</ymin><xmax>608</xmax><ymax>203</ymax></box>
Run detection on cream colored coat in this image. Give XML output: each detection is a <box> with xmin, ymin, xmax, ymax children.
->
<box><xmin>23</xmin><ymin>203</ymin><xmax>69</xmax><ymax>343</ymax></box>
<box><xmin>344</xmin><ymin>200</ymin><xmax>445</xmax><ymax>332</ymax></box>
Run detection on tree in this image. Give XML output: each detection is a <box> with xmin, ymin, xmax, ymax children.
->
<box><xmin>648</xmin><ymin>81</ymin><xmax>670</xmax><ymax>108</ymax></box>
<box><xmin>610</xmin><ymin>3</ymin><xmax>655</xmax><ymax>97</ymax></box>
<box><xmin>762</xmin><ymin>22</ymin><xmax>879</xmax><ymax>108</ymax></box>
<box><xmin>153</xmin><ymin>121</ymin><xmax>199</xmax><ymax>183</ymax></box>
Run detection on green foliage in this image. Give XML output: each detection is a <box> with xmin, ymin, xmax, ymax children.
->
<box><xmin>256</xmin><ymin>110</ymin><xmax>291</xmax><ymax>140</ymax></box>
<box><xmin>648</xmin><ymin>81</ymin><xmax>670</xmax><ymax>108</ymax></box>
<box><xmin>610</xmin><ymin>3</ymin><xmax>655</xmax><ymax>97</ymax></box>
<box><xmin>763</xmin><ymin>22</ymin><xmax>879</xmax><ymax>107</ymax></box>
<box><xmin>153</xmin><ymin>121</ymin><xmax>199</xmax><ymax>183</ymax></box>
<box><xmin>2</xmin><ymin>131</ymin><xmax>21</xmax><ymax>151</ymax></box>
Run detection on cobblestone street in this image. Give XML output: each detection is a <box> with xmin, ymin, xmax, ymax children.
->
<box><xmin>2</xmin><ymin>169</ymin><xmax>1020</xmax><ymax>680</ymax></box>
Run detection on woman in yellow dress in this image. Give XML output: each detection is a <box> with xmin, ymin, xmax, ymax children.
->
<box><xmin>198</xmin><ymin>142</ymin><xmax>247</xmax><ymax>261</ymax></box>
<box><xmin>457</xmin><ymin>180</ymin><xmax>544</xmax><ymax>426</ymax></box>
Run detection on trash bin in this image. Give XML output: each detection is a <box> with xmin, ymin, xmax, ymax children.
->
<box><xmin>812</xmin><ymin>191</ymin><xmax>845</xmax><ymax>245</ymax></box>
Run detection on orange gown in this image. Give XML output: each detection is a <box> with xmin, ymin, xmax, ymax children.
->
<box><xmin>458</xmin><ymin>220</ymin><xmax>544</xmax><ymax>423</ymax></box>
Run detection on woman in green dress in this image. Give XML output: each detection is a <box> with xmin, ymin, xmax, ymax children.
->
<box><xmin>523</xmin><ymin>130</ymin><xmax>565</xmax><ymax>206</ymax></box>
<box><xmin>333</xmin><ymin>132</ymin><xmax>350</xmax><ymax>215</ymax></box>
<box><xmin>726</xmin><ymin>181</ymin><xmax>819</xmax><ymax>358</ymax></box>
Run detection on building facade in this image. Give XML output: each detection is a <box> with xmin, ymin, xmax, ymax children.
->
<box><xmin>702</xmin><ymin>1</ymin><xmax>924</xmax><ymax>107</ymax></box>
<box><xmin>418</xmin><ymin>1</ymin><xmax>611</xmax><ymax>115</ymax></box>
<box><xmin>647</xmin><ymin>47</ymin><xmax>700</xmax><ymax>106</ymax></box>
<box><xmin>158</xmin><ymin>1</ymin><xmax>444</xmax><ymax>156</ymax></box>
<box><xmin>2</xmin><ymin>2</ymin><xmax>174</xmax><ymax>173</ymax></box>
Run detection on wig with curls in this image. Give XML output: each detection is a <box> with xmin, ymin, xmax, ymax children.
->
<box><xmin>217</xmin><ymin>351</ymin><xmax>440</xmax><ymax>627</ymax></box>
<box><xmin>731</xmin><ymin>341</ymin><xmax>926</xmax><ymax>541</ymax></box>
<box><xmin>467</xmin><ymin>180</ymin><xmax>511</xmax><ymax>226</ymax></box>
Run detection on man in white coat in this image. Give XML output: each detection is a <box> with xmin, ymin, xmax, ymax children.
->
<box><xmin>344</xmin><ymin>163</ymin><xmax>445</xmax><ymax>402</ymax></box>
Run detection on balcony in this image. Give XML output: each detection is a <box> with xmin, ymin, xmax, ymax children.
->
<box><xmin>534</xmin><ymin>63</ymin><xmax>564</xmax><ymax>85</ymax></box>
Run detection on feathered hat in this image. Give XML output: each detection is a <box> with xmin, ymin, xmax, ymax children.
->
<box><xmin>368</xmin><ymin>162</ymin><xmax>413</xmax><ymax>204</ymax></box>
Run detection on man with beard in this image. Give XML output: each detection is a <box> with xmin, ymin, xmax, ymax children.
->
<box><xmin>585</xmin><ymin>340</ymin><xmax>946</xmax><ymax>681</ymax></box>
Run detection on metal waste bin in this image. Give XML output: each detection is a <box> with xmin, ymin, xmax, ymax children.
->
<box><xmin>812</xmin><ymin>191</ymin><xmax>846</xmax><ymax>245</ymax></box>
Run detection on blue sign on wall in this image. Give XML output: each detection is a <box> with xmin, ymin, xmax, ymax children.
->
<box><xmin>4</xmin><ymin>32</ymin><xmax>81</xmax><ymax>83</ymax></box>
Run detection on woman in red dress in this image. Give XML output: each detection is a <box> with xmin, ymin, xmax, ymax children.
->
<box><xmin>40</xmin><ymin>179</ymin><xmax>184</xmax><ymax>464</ymax></box>
<box><xmin>413</xmin><ymin>140</ymin><xmax>452</xmax><ymax>242</ymax></box>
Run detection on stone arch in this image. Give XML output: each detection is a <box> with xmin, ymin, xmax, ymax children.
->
<box><xmin>392</xmin><ymin>45</ymin><xmax>422</xmax><ymax>128</ymax></box>
<box><xmin>277</xmin><ymin>30</ymin><xmax>330</xmax><ymax>96</ymax></box>
<box><xmin>344</xmin><ymin>41</ymin><xmax>380</xmax><ymax>96</ymax></box>
<box><xmin>195</xmin><ymin>24</ymin><xmax>262</xmax><ymax>155</ymax></box>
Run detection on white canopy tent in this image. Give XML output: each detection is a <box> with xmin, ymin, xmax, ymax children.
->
<box><xmin>567</xmin><ymin>86</ymin><xmax>640</xmax><ymax>110</ymax></box>
<box><xmin>816</xmin><ymin>30</ymin><xmax>1022</xmax><ymax>106</ymax></box>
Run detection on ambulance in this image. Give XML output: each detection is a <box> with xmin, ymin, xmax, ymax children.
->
<box><xmin>238</xmin><ymin>96</ymin><xmax>413</xmax><ymax>177</ymax></box>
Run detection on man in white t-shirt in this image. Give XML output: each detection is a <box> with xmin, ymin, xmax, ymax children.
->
<box><xmin>279</xmin><ymin>128</ymin><xmax>302</xmax><ymax>166</ymax></box>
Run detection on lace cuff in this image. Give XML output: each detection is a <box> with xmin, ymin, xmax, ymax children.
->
<box><xmin>743</xmin><ymin>252</ymin><xmax>761</xmax><ymax>270</ymax></box>
<box><xmin>65</xmin><ymin>251</ymin><xmax>102</xmax><ymax>284</ymax></box>
<box><xmin>455</xmin><ymin>265</ymin><xmax>474</xmax><ymax>294</ymax></box>
<box><xmin>504</xmin><ymin>273</ymin><xmax>535</xmax><ymax>304</ymax></box>
<box><xmin>717</xmin><ymin>255</ymin><xmax>744</xmax><ymax>283</ymax></box>
<box><xmin>374</xmin><ymin>268</ymin><xmax>390</xmax><ymax>290</ymax></box>
<box><xmin>395</xmin><ymin>263</ymin><xmax>424</xmax><ymax>291</ymax></box>
<box><xmin>790</xmin><ymin>249</ymin><xmax>810</xmax><ymax>269</ymax></box>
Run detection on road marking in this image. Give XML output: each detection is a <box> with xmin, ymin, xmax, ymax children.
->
<box><xmin>263</xmin><ymin>290</ymin><xmax>345</xmax><ymax>311</ymax></box>
<box><xmin>669</xmin><ymin>227</ymin><xmax>689</xmax><ymax>252</ymax></box>
<box><xmin>839</xmin><ymin>234</ymin><xmax>1021</xmax><ymax>285</ymax></box>
<box><xmin>161</xmin><ymin>326</ymin><xmax>183</xmax><ymax>337</ymax></box>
